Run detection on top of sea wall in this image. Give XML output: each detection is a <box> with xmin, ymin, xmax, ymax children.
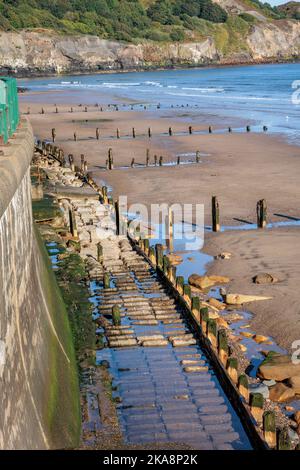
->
<box><xmin>0</xmin><ymin>118</ymin><xmax>34</xmax><ymax>218</ymax></box>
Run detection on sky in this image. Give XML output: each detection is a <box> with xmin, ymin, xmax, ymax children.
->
<box><xmin>268</xmin><ymin>0</ymin><xmax>290</xmax><ymax>5</ymax></box>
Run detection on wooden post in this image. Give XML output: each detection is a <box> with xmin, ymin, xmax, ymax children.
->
<box><xmin>159</xmin><ymin>156</ymin><xmax>163</xmax><ymax>166</ymax></box>
<box><xmin>69</xmin><ymin>209</ymin><xmax>77</xmax><ymax>237</ymax></box>
<box><xmin>207</xmin><ymin>319</ymin><xmax>217</xmax><ymax>348</ymax></box>
<box><xmin>238</xmin><ymin>374</ymin><xmax>249</xmax><ymax>403</ymax></box>
<box><xmin>146</xmin><ymin>148</ymin><xmax>150</xmax><ymax>166</ymax></box>
<box><xmin>196</xmin><ymin>150</ymin><xmax>200</xmax><ymax>163</ymax></box>
<box><xmin>189</xmin><ymin>125</ymin><xmax>193</xmax><ymax>135</ymax></box>
<box><xmin>70</xmin><ymin>107</ymin><xmax>73</xmax><ymax>113</ymax></box>
<box><xmin>246</xmin><ymin>125</ymin><xmax>250</xmax><ymax>132</ymax></box>
<box><xmin>163</xmin><ymin>255</ymin><xmax>170</xmax><ymax>275</ymax></box>
<box><xmin>155</xmin><ymin>244</ymin><xmax>163</xmax><ymax>269</ymax></box>
<box><xmin>218</xmin><ymin>329</ymin><xmax>229</xmax><ymax>367</ymax></box>
<box><xmin>277</xmin><ymin>428</ymin><xmax>291</xmax><ymax>450</ymax></box>
<box><xmin>97</xmin><ymin>243</ymin><xmax>103</xmax><ymax>263</ymax></box>
<box><xmin>169</xmin><ymin>127</ymin><xmax>173</xmax><ymax>136</ymax></box>
<box><xmin>112</xmin><ymin>305</ymin><xmax>121</xmax><ymax>326</ymax></box>
<box><xmin>183</xmin><ymin>284</ymin><xmax>191</xmax><ymax>306</ymax></box>
<box><xmin>200</xmin><ymin>307</ymin><xmax>209</xmax><ymax>335</ymax></box>
<box><xmin>73</xmin><ymin>132</ymin><xmax>77</xmax><ymax>142</ymax></box>
<box><xmin>212</xmin><ymin>196</ymin><xmax>220</xmax><ymax>232</ymax></box>
<box><xmin>149</xmin><ymin>246</ymin><xmax>156</xmax><ymax>265</ymax></box>
<box><xmin>102</xmin><ymin>186</ymin><xmax>108</xmax><ymax>204</ymax></box>
<box><xmin>132</xmin><ymin>127</ymin><xmax>136</xmax><ymax>138</ymax></box>
<box><xmin>176</xmin><ymin>276</ymin><xmax>184</xmax><ymax>296</ymax></box>
<box><xmin>84</xmin><ymin>106</ymin><xmax>88</xmax><ymax>113</ymax></box>
<box><xmin>168</xmin><ymin>266</ymin><xmax>176</xmax><ymax>284</ymax></box>
<box><xmin>228</xmin><ymin>126</ymin><xmax>232</xmax><ymax>133</ymax></box>
<box><xmin>80</xmin><ymin>154</ymin><xmax>85</xmax><ymax>172</ymax></box>
<box><xmin>257</xmin><ymin>199</ymin><xmax>267</xmax><ymax>228</ymax></box>
<box><xmin>166</xmin><ymin>208</ymin><xmax>174</xmax><ymax>252</ymax></box>
<box><xmin>96</xmin><ymin>128</ymin><xmax>100</xmax><ymax>140</ymax></box>
<box><xmin>143</xmin><ymin>238</ymin><xmax>150</xmax><ymax>256</ymax></box>
<box><xmin>177</xmin><ymin>156</ymin><xmax>180</xmax><ymax>165</ymax></box>
<box><xmin>191</xmin><ymin>296</ymin><xmax>201</xmax><ymax>322</ymax></box>
<box><xmin>84</xmin><ymin>161</ymin><xmax>88</xmax><ymax>173</ymax></box>
<box><xmin>115</xmin><ymin>201</ymin><xmax>120</xmax><ymax>235</ymax></box>
<box><xmin>226</xmin><ymin>357</ymin><xmax>238</xmax><ymax>385</ymax></box>
<box><xmin>51</xmin><ymin>128</ymin><xmax>56</xmax><ymax>143</ymax></box>
<box><xmin>103</xmin><ymin>273</ymin><xmax>110</xmax><ymax>289</ymax></box>
<box><xmin>108</xmin><ymin>148</ymin><xmax>113</xmax><ymax>170</ymax></box>
<box><xmin>154</xmin><ymin>155</ymin><xmax>158</xmax><ymax>166</ymax></box>
<box><xmin>55</xmin><ymin>107</ymin><xmax>58</xmax><ymax>113</ymax></box>
<box><xmin>263</xmin><ymin>411</ymin><xmax>276</xmax><ymax>448</ymax></box>
<box><xmin>148</xmin><ymin>127</ymin><xmax>152</xmax><ymax>138</ymax></box>
<box><xmin>41</xmin><ymin>108</ymin><xmax>44</xmax><ymax>114</ymax></box>
<box><xmin>208</xmin><ymin>126</ymin><xmax>212</xmax><ymax>133</ymax></box>
<box><xmin>249</xmin><ymin>393</ymin><xmax>264</xmax><ymax>424</ymax></box>
<box><xmin>117</xmin><ymin>128</ymin><xmax>120</xmax><ymax>139</ymax></box>
<box><xmin>131</xmin><ymin>158</ymin><xmax>135</xmax><ymax>168</ymax></box>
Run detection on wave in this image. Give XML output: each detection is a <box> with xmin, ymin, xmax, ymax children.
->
<box><xmin>182</xmin><ymin>87</ymin><xmax>224</xmax><ymax>92</ymax></box>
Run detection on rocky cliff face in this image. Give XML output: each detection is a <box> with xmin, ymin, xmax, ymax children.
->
<box><xmin>0</xmin><ymin>21</ymin><xmax>299</xmax><ymax>76</ymax></box>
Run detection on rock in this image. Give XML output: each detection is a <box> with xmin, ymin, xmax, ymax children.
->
<box><xmin>288</xmin><ymin>427</ymin><xmax>299</xmax><ymax>443</ymax></box>
<box><xmin>258</xmin><ymin>352</ymin><xmax>300</xmax><ymax>381</ymax></box>
<box><xmin>216</xmin><ymin>317</ymin><xmax>229</xmax><ymax>329</ymax></box>
<box><xmin>249</xmin><ymin>382</ymin><xmax>270</xmax><ymax>399</ymax></box>
<box><xmin>188</xmin><ymin>274</ymin><xmax>230</xmax><ymax>290</ymax></box>
<box><xmin>253</xmin><ymin>273</ymin><xmax>279</xmax><ymax>284</ymax></box>
<box><xmin>240</xmin><ymin>331</ymin><xmax>253</xmax><ymax>338</ymax></box>
<box><xmin>208</xmin><ymin>311</ymin><xmax>219</xmax><ymax>320</ymax></box>
<box><xmin>215</xmin><ymin>252</ymin><xmax>232</xmax><ymax>260</ymax></box>
<box><xmin>263</xmin><ymin>379</ymin><xmax>276</xmax><ymax>387</ymax></box>
<box><xmin>287</xmin><ymin>376</ymin><xmax>300</xmax><ymax>394</ymax></box>
<box><xmin>253</xmin><ymin>334</ymin><xmax>269</xmax><ymax>344</ymax></box>
<box><xmin>167</xmin><ymin>253</ymin><xmax>182</xmax><ymax>266</ymax></box>
<box><xmin>269</xmin><ymin>383</ymin><xmax>295</xmax><ymax>403</ymax></box>
<box><xmin>285</xmin><ymin>405</ymin><xmax>295</xmax><ymax>412</ymax></box>
<box><xmin>294</xmin><ymin>411</ymin><xmax>300</xmax><ymax>425</ymax></box>
<box><xmin>207</xmin><ymin>298</ymin><xmax>226</xmax><ymax>310</ymax></box>
<box><xmin>239</xmin><ymin>344</ymin><xmax>247</xmax><ymax>353</ymax></box>
<box><xmin>225</xmin><ymin>293</ymin><xmax>273</xmax><ymax>305</ymax></box>
<box><xmin>223</xmin><ymin>312</ymin><xmax>244</xmax><ymax>322</ymax></box>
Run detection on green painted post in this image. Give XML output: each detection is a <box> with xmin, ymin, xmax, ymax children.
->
<box><xmin>103</xmin><ymin>273</ymin><xmax>110</xmax><ymax>289</ymax></box>
<box><xmin>112</xmin><ymin>305</ymin><xmax>121</xmax><ymax>326</ymax></box>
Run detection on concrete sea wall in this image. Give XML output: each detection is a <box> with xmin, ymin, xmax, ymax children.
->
<box><xmin>0</xmin><ymin>119</ymin><xmax>80</xmax><ymax>449</ymax></box>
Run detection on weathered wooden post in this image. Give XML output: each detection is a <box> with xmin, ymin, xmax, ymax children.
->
<box><xmin>189</xmin><ymin>125</ymin><xmax>193</xmax><ymax>135</ymax></box>
<box><xmin>69</xmin><ymin>209</ymin><xmax>77</xmax><ymax>237</ymax></box>
<box><xmin>132</xmin><ymin>127</ymin><xmax>136</xmax><ymax>138</ymax></box>
<box><xmin>218</xmin><ymin>329</ymin><xmax>229</xmax><ymax>367</ymax></box>
<box><xmin>257</xmin><ymin>199</ymin><xmax>267</xmax><ymax>228</ymax></box>
<box><xmin>176</xmin><ymin>276</ymin><xmax>184</xmax><ymax>296</ymax></box>
<box><xmin>277</xmin><ymin>428</ymin><xmax>291</xmax><ymax>450</ymax></box>
<box><xmin>163</xmin><ymin>255</ymin><xmax>170</xmax><ymax>275</ymax></box>
<box><xmin>177</xmin><ymin>156</ymin><xmax>180</xmax><ymax>165</ymax></box>
<box><xmin>263</xmin><ymin>411</ymin><xmax>276</xmax><ymax>448</ymax></box>
<box><xmin>149</xmin><ymin>246</ymin><xmax>156</xmax><ymax>265</ymax></box>
<box><xmin>246</xmin><ymin>125</ymin><xmax>251</xmax><ymax>132</ymax></box>
<box><xmin>131</xmin><ymin>158</ymin><xmax>135</xmax><ymax>168</ymax></box>
<box><xmin>112</xmin><ymin>305</ymin><xmax>121</xmax><ymax>326</ymax></box>
<box><xmin>154</xmin><ymin>155</ymin><xmax>158</xmax><ymax>166</ymax></box>
<box><xmin>80</xmin><ymin>154</ymin><xmax>85</xmax><ymax>172</ymax></box>
<box><xmin>115</xmin><ymin>201</ymin><xmax>120</xmax><ymax>235</ymax></box>
<box><xmin>84</xmin><ymin>161</ymin><xmax>88</xmax><ymax>173</ymax></box>
<box><xmin>208</xmin><ymin>126</ymin><xmax>212</xmax><ymax>133</ymax></box>
<box><xmin>249</xmin><ymin>393</ymin><xmax>264</xmax><ymax>424</ymax></box>
<box><xmin>207</xmin><ymin>319</ymin><xmax>217</xmax><ymax>348</ymax></box>
<box><xmin>108</xmin><ymin>148</ymin><xmax>113</xmax><ymax>170</ymax></box>
<box><xmin>159</xmin><ymin>156</ymin><xmax>163</xmax><ymax>166</ymax></box>
<box><xmin>143</xmin><ymin>238</ymin><xmax>150</xmax><ymax>256</ymax></box>
<box><xmin>51</xmin><ymin>128</ymin><xmax>56</xmax><ymax>143</ymax></box>
<box><xmin>148</xmin><ymin>127</ymin><xmax>152</xmax><ymax>138</ymax></box>
<box><xmin>84</xmin><ymin>106</ymin><xmax>88</xmax><ymax>113</ymax></box>
<box><xmin>166</xmin><ymin>208</ymin><xmax>174</xmax><ymax>252</ymax></box>
<box><xmin>146</xmin><ymin>148</ymin><xmax>150</xmax><ymax>166</ymax></box>
<box><xmin>102</xmin><ymin>186</ymin><xmax>108</xmax><ymax>204</ymax></box>
<box><xmin>96</xmin><ymin>128</ymin><xmax>100</xmax><ymax>140</ymax></box>
<box><xmin>116</xmin><ymin>128</ymin><xmax>120</xmax><ymax>139</ymax></box>
<box><xmin>70</xmin><ymin>107</ymin><xmax>73</xmax><ymax>113</ymax></box>
<box><xmin>169</xmin><ymin>127</ymin><xmax>173</xmax><ymax>136</ymax></box>
<box><xmin>155</xmin><ymin>244</ymin><xmax>163</xmax><ymax>269</ymax></box>
<box><xmin>191</xmin><ymin>297</ymin><xmax>201</xmax><ymax>322</ymax></box>
<box><xmin>97</xmin><ymin>242</ymin><xmax>103</xmax><ymax>263</ymax></box>
<box><xmin>263</xmin><ymin>125</ymin><xmax>268</xmax><ymax>132</ymax></box>
<box><xmin>196</xmin><ymin>150</ymin><xmax>200</xmax><ymax>163</ymax></box>
<box><xmin>212</xmin><ymin>196</ymin><xmax>220</xmax><ymax>232</ymax></box>
<box><xmin>226</xmin><ymin>357</ymin><xmax>238</xmax><ymax>385</ymax></box>
<box><xmin>74</xmin><ymin>132</ymin><xmax>77</xmax><ymax>142</ymax></box>
<box><xmin>168</xmin><ymin>265</ymin><xmax>176</xmax><ymax>284</ymax></box>
<box><xmin>200</xmin><ymin>307</ymin><xmax>209</xmax><ymax>335</ymax></box>
<box><xmin>183</xmin><ymin>284</ymin><xmax>191</xmax><ymax>306</ymax></box>
<box><xmin>238</xmin><ymin>374</ymin><xmax>249</xmax><ymax>403</ymax></box>
<box><xmin>27</xmin><ymin>107</ymin><xmax>30</xmax><ymax>115</ymax></box>
<box><xmin>103</xmin><ymin>273</ymin><xmax>110</xmax><ymax>289</ymax></box>
<box><xmin>55</xmin><ymin>107</ymin><xmax>58</xmax><ymax>113</ymax></box>
<box><xmin>41</xmin><ymin>108</ymin><xmax>44</xmax><ymax>114</ymax></box>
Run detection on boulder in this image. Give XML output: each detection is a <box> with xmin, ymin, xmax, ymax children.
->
<box><xmin>269</xmin><ymin>383</ymin><xmax>295</xmax><ymax>402</ymax></box>
<box><xmin>258</xmin><ymin>352</ymin><xmax>300</xmax><ymax>381</ymax></box>
<box><xmin>249</xmin><ymin>382</ymin><xmax>270</xmax><ymax>399</ymax></box>
<box><xmin>188</xmin><ymin>274</ymin><xmax>230</xmax><ymax>290</ymax></box>
<box><xmin>294</xmin><ymin>411</ymin><xmax>300</xmax><ymax>425</ymax></box>
<box><xmin>287</xmin><ymin>376</ymin><xmax>300</xmax><ymax>394</ymax></box>
<box><xmin>207</xmin><ymin>297</ymin><xmax>226</xmax><ymax>310</ymax></box>
<box><xmin>225</xmin><ymin>293</ymin><xmax>272</xmax><ymax>305</ymax></box>
<box><xmin>167</xmin><ymin>253</ymin><xmax>183</xmax><ymax>266</ymax></box>
<box><xmin>253</xmin><ymin>334</ymin><xmax>269</xmax><ymax>344</ymax></box>
<box><xmin>253</xmin><ymin>273</ymin><xmax>279</xmax><ymax>284</ymax></box>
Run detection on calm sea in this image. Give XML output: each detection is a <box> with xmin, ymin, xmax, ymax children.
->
<box><xmin>19</xmin><ymin>62</ymin><xmax>300</xmax><ymax>145</ymax></box>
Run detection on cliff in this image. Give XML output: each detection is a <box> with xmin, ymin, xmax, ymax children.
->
<box><xmin>0</xmin><ymin>19</ymin><xmax>299</xmax><ymax>77</ymax></box>
<box><xmin>0</xmin><ymin>119</ymin><xmax>80</xmax><ymax>449</ymax></box>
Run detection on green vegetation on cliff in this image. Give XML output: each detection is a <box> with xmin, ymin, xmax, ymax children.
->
<box><xmin>0</xmin><ymin>0</ymin><xmax>289</xmax><ymax>42</ymax></box>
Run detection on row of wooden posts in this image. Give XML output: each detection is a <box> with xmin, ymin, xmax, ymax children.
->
<box><xmin>50</xmin><ymin>124</ymin><xmax>267</xmax><ymax>144</ymax></box>
<box><xmin>123</xmin><ymin>236</ymin><xmax>294</xmax><ymax>450</ymax></box>
<box><xmin>28</xmin><ymin>103</ymin><xmax>161</xmax><ymax>115</ymax></box>
<box><xmin>212</xmin><ymin>196</ymin><xmax>267</xmax><ymax>230</ymax></box>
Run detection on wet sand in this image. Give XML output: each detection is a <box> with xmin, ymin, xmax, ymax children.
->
<box><xmin>21</xmin><ymin>91</ymin><xmax>300</xmax><ymax>351</ymax></box>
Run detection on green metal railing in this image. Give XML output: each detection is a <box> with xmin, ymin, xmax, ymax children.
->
<box><xmin>0</xmin><ymin>77</ymin><xmax>20</xmax><ymax>144</ymax></box>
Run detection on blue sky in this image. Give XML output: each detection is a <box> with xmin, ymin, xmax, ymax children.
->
<box><xmin>268</xmin><ymin>0</ymin><xmax>289</xmax><ymax>5</ymax></box>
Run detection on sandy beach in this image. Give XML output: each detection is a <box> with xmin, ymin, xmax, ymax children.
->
<box><xmin>20</xmin><ymin>90</ymin><xmax>300</xmax><ymax>352</ymax></box>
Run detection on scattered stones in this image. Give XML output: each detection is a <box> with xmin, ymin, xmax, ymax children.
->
<box><xmin>269</xmin><ymin>383</ymin><xmax>295</xmax><ymax>403</ymax></box>
<box><xmin>252</xmin><ymin>273</ymin><xmax>279</xmax><ymax>284</ymax></box>
<box><xmin>215</xmin><ymin>252</ymin><xmax>232</xmax><ymax>260</ymax></box>
<box><xmin>207</xmin><ymin>298</ymin><xmax>226</xmax><ymax>310</ymax></box>
<box><xmin>188</xmin><ymin>274</ymin><xmax>230</xmax><ymax>291</ymax></box>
